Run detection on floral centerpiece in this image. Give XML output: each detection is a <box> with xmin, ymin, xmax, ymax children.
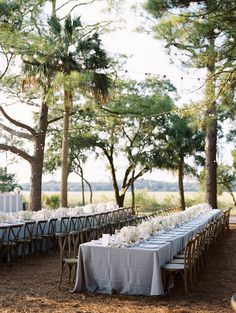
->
<box><xmin>15</xmin><ymin>210</ymin><xmax>33</xmax><ymax>221</ymax></box>
<box><xmin>119</xmin><ymin>226</ymin><xmax>141</xmax><ymax>245</ymax></box>
<box><xmin>117</xmin><ymin>202</ymin><xmax>212</xmax><ymax>246</ymax></box>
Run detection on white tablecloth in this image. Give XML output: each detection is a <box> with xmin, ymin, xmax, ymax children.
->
<box><xmin>73</xmin><ymin>209</ymin><xmax>221</xmax><ymax>296</ymax></box>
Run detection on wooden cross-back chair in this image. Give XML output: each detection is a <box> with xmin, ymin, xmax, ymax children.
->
<box><xmin>18</xmin><ymin>221</ymin><xmax>36</xmax><ymax>256</ymax></box>
<box><xmin>161</xmin><ymin>237</ymin><xmax>197</xmax><ymax>295</ymax></box>
<box><xmin>0</xmin><ymin>226</ymin><xmax>9</xmax><ymax>261</ymax></box>
<box><xmin>32</xmin><ymin>220</ymin><xmax>47</xmax><ymax>253</ymax></box>
<box><xmin>57</xmin><ymin>232</ymin><xmax>78</xmax><ymax>288</ymax></box>
<box><xmin>1</xmin><ymin>224</ymin><xmax>22</xmax><ymax>264</ymax></box>
<box><xmin>222</xmin><ymin>208</ymin><xmax>231</xmax><ymax>236</ymax></box>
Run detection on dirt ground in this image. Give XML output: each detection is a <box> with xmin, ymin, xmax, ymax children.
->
<box><xmin>0</xmin><ymin>225</ymin><xmax>236</xmax><ymax>313</ymax></box>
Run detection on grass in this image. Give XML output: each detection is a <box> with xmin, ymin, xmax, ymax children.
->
<box><xmin>22</xmin><ymin>190</ymin><xmax>236</xmax><ymax>214</ymax></box>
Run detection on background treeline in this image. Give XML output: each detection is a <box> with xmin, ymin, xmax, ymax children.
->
<box><xmin>21</xmin><ymin>179</ymin><xmax>200</xmax><ymax>192</ymax></box>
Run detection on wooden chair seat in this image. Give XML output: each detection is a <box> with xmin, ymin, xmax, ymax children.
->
<box><xmin>162</xmin><ymin>262</ymin><xmax>185</xmax><ymax>270</ymax></box>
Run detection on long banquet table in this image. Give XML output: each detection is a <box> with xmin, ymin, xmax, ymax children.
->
<box><xmin>73</xmin><ymin>209</ymin><xmax>222</xmax><ymax>296</ymax></box>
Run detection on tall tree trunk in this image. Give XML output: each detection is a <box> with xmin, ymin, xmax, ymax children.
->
<box><xmin>178</xmin><ymin>157</ymin><xmax>185</xmax><ymax>210</ymax></box>
<box><xmin>84</xmin><ymin>177</ymin><xmax>93</xmax><ymax>204</ymax></box>
<box><xmin>205</xmin><ymin>30</ymin><xmax>217</xmax><ymax>208</ymax></box>
<box><xmin>60</xmin><ymin>88</ymin><xmax>72</xmax><ymax>207</ymax></box>
<box><xmin>104</xmin><ymin>149</ymin><xmax>123</xmax><ymax>207</ymax></box>
<box><xmin>131</xmin><ymin>167</ymin><xmax>135</xmax><ymax>210</ymax></box>
<box><xmin>29</xmin><ymin>101</ymin><xmax>48</xmax><ymax>211</ymax></box>
<box><xmin>80</xmin><ymin>166</ymin><xmax>85</xmax><ymax>205</ymax></box>
<box><xmin>117</xmin><ymin>194</ymin><xmax>125</xmax><ymax>208</ymax></box>
<box><xmin>29</xmin><ymin>154</ymin><xmax>44</xmax><ymax>211</ymax></box>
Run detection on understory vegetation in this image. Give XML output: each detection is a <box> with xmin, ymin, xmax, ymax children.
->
<box><xmin>23</xmin><ymin>190</ymin><xmax>236</xmax><ymax>214</ymax></box>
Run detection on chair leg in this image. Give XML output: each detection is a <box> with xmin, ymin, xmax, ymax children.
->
<box><xmin>184</xmin><ymin>272</ymin><xmax>189</xmax><ymax>295</ymax></box>
<box><xmin>58</xmin><ymin>261</ymin><xmax>65</xmax><ymax>288</ymax></box>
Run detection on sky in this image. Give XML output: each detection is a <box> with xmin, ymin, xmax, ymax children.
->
<box><xmin>0</xmin><ymin>0</ymin><xmax>233</xmax><ymax>184</ymax></box>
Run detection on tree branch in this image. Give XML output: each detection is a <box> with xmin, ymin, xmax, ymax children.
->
<box><xmin>0</xmin><ymin>122</ymin><xmax>34</xmax><ymax>141</ymax></box>
<box><xmin>0</xmin><ymin>50</ymin><xmax>13</xmax><ymax>80</ymax></box>
<box><xmin>123</xmin><ymin>166</ymin><xmax>150</xmax><ymax>193</ymax></box>
<box><xmin>0</xmin><ymin>106</ymin><xmax>37</xmax><ymax>136</ymax></box>
<box><xmin>0</xmin><ymin>144</ymin><xmax>33</xmax><ymax>163</ymax></box>
<box><xmin>57</xmin><ymin>0</ymin><xmax>97</xmax><ymax>17</ymax></box>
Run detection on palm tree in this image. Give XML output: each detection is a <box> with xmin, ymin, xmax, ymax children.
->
<box><xmin>46</xmin><ymin>14</ymin><xmax>110</xmax><ymax>207</ymax></box>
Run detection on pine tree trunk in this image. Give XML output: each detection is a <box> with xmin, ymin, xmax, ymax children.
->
<box><xmin>178</xmin><ymin>157</ymin><xmax>185</xmax><ymax>210</ymax></box>
<box><xmin>29</xmin><ymin>102</ymin><xmax>48</xmax><ymax>211</ymax></box>
<box><xmin>61</xmin><ymin>88</ymin><xmax>72</xmax><ymax>207</ymax></box>
<box><xmin>204</xmin><ymin>32</ymin><xmax>217</xmax><ymax>208</ymax></box>
<box><xmin>205</xmin><ymin>114</ymin><xmax>217</xmax><ymax>208</ymax></box>
<box><xmin>29</xmin><ymin>156</ymin><xmax>44</xmax><ymax>211</ymax></box>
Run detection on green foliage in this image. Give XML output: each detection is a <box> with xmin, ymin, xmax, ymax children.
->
<box><xmin>0</xmin><ymin>167</ymin><xmax>21</xmax><ymax>193</ymax></box>
<box><xmin>151</xmin><ymin>113</ymin><xmax>205</xmax><ymax>173</ymax></box>
<box><xmin>145</xmin><ymin>0</ymin><xmax>236</xmax><ymax>111</ymax></box>
<box><xmin>42</xmin><ymin>194</ymin><xmax>60</xmax><ymax>209</ymax></box>
<box><xmin>217</xmin><ymin>164</ymin><xmax>236</xmax><ymax>191</ymax></box>
<box><xmin>132</xmin><ymin>189</ymin><xmax>160</xmax><ymax>213</ymax></box>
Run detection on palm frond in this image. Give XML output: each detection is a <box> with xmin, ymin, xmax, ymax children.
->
<box><xmin>48</xmin><ymin>15</ymin><xmax>61</xmax><ymax>36</ymax></box>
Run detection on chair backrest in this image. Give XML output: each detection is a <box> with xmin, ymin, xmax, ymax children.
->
<box><xmin>85</xmin><ymin>214</ymin><xmax>95</xmax><ymax>229</ymax></box>
<box><xmin>69</xmin><ymin>230</ymin><xmax>81</xmax><ymax>257</ymax></box>
<box><xmin>184</xmin><ymin>238</ymin><xmax>197</xmax><ymax>269</ymax></box>
<box><xmin>36</xmin><ymin>220</ymin><xmax>47</xmax><ymax>237</ymax></box>
<box><xmin>69</xmin><ymin>216</ymin><xmax>79</xmax><ymax>232</ymax></box>
<box><xmin>57</xmin><ymin>233</ymin><xmax>70</xmax><ymax>260</ymax></box>
<box><xmin>23</xmin><ymin>221</ymin><xmax>36</xmax><ymax>240</ymax></box>
<box><xmin>117</xmin><ymin>208</ymin><xmax>125</xmax><ymax>221</ymax></box>
<box><xmin>48</xmin><ymin>218</ymin><xmax>58</xmax><ymax>236</ymax></box>
<box><xmin>59</xmin><ymin>217</ymin><xmax>70</xmax><ymax>234</ymax></box>
<box><xmin>0</xmin><ymin>225</ymin><xmax>9</xmax><ymax>245</ymax></box>
<box><xmin>77</xmin><ymin>215</ymin><xmax>87</xmax><ymax>230</ymax></box>
<box><xmin>7</xmin><ymin>224</ymin><xmax>23</xmax><ymax>243</ymax></box>
<box><xmin>100</xmin><ymin>212</ymin><xmax>109</xmax><ymax>225</ymax></box>
<box><xmin>223</xmin><ymin>208</ymin><xmax>231</xmax><ymax>230</ymax></box>
<box><xmin>93</xmin><ymin>213</ymin><xmax>101</xmax><ymax>228</ymax></box>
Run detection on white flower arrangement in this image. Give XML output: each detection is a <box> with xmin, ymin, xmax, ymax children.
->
<box><xmin>51</xmin><ymin>207</ymin><xmax>69</xmax><ymax>219</ymax></box>
<box><xmin>15</xmin><ymin>210</ymin><xmax>33</xmax><ymax>221</ymax></box>
<box><xmin>32</xmin><ymin>208</ymin><xmax>52</xmax><ymax>221</ymax></box>
<box><xmin>0</xmin><ymin>212</ymin><xmax>8</xmax><ymax>223</ymax></box>
<box><xmin>138</xmin><ymin>220</ymin><xmax>152</xmax><ymax>240</ymax></box>
<box><xmin>0</xmin><ymin>212</ymin><xmax>18</xmax><ymax>223</ymax></box>
<box><xmin>83</xmin><ymin>204</ymin><xmax>96</xmax><ymax>214</ymax></box>
<box><xmin>120</xmin><ymin>226</ymin><xmax>141</xmax><ymax>244</ymax></box>
<box><xmin>118</xmin><ymin>202</ymin><xmax>212</xmax><ymax>245</ymax></box>
<box><xmin>66</xmin><ymin>206</ymin><xmax>84</xmax><ymax>217</ymax></box>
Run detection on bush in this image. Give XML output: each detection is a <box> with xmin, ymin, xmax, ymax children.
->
<box><xmin>42</xmin><ymin>194</ymin><xmax>60</xmax><ymax>209</ymax></box>
<box><xmin>131</xmin><ymin>189</ymin><xmax>161</xmax><ymax>214</ymax></box>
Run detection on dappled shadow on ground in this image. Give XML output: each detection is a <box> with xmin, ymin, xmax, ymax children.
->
<box><xmin>0</xmin><ymin>226</ymin><xmax>236</xmax><ymax>313</ymax></box>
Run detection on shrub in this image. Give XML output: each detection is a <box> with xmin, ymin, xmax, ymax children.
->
<box><xmin>42</xmin><ymin>194</ymin><xmax>60</xmax><ymax>209</ymax></box>
<box><xmin>131</xmin><ymin>189</ymin><xmax>160</xmax><ymax>213</ymax></box>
